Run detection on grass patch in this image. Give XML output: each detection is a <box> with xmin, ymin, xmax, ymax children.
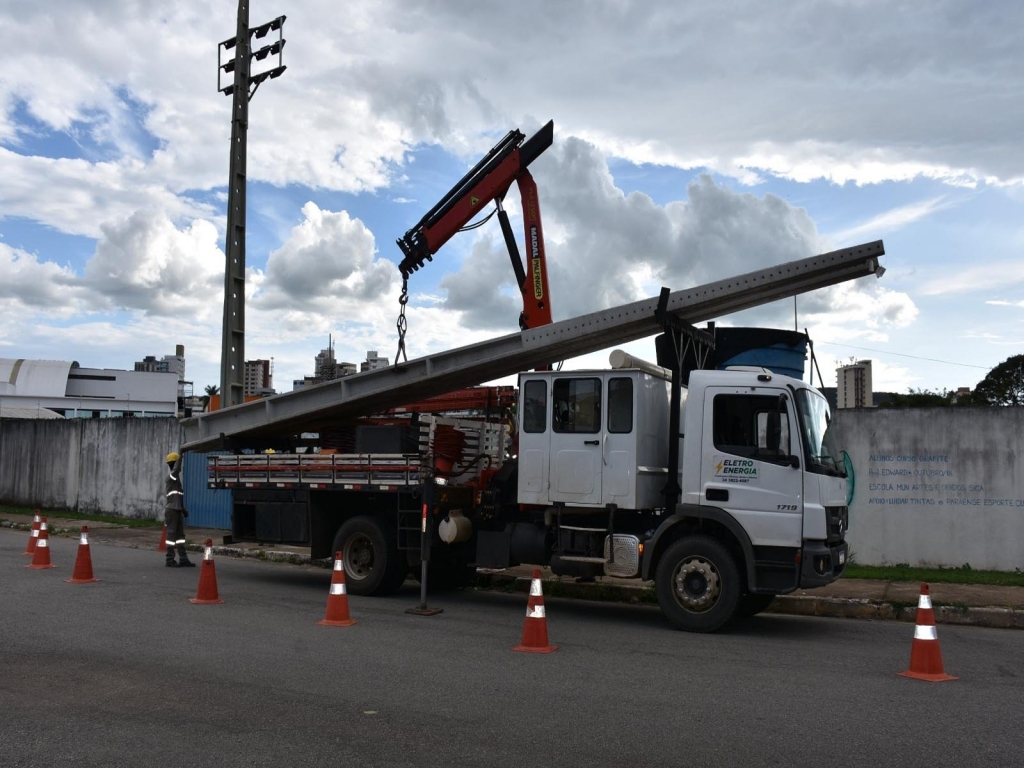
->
<box><xmin>0</xmin><ymin>505</ymin><xmax>161</xmax><ymax>529</ymax></box>
<box><xmin>844</xmin><ymin>563</ymin><xmax>1024</xmax><ymax>587</ymax></box>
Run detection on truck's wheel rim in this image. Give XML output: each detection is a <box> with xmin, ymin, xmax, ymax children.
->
<box><xmin>673</xmin><ymin>556</ymin><xmax>721</xmax><ymax>613</ymax></box>
<box><xmin>343</xmin><ymin>533</ymin><xmax>375</xmax><ymax>581</ymax></box>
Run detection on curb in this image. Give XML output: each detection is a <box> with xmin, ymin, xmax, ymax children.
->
<box><xmin>471</xmin><ymin>572</ymin><xmax>1024</xmax><ymax>630</ymax></box>
<box><xmin>6</xmin><ymin>519</ymin><xmax>1023</xmax><ymax>629</ymax></box>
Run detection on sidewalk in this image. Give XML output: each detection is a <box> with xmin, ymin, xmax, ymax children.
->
<box><xmin>4</xmin><ymin>512</ymin><xmax>1022</xmax><ymax>629</ymax></box>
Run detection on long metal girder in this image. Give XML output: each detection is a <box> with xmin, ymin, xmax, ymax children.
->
<box><xmin>181</xmin><ymin>240</ymin><xmax>884</xmax><ymax>450</ymax></box>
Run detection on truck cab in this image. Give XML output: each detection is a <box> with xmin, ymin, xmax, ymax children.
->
<box><xmin>515</xmin><ymin>363</ymin><xmax>848</xmax><ymax>632</ymax></box>
<box><xmin>682</xmin><ymin>369</ymin><xmax>849</xmax><ymax>592</ymax></box>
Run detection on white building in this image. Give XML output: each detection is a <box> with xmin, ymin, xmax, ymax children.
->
<box><xmin>836</xmin><ymin>359</ymin><xmax>874</xmax><ymax>409</ymax></box>
<box><xmin>361</xmin><ymin>350</ymin><xmax>390</xmax><ymax>372</ymax></box>
<box><xmin>134</xmin><ymin>344</ymin><xmax>188</xmax><ymax>401</ymax></box>
<box><xmin>244</xmin><ymin>359</ymin><xmax>275</xmax><ymax>397</ymax></box>
<box><xmin>0</xmin><ymin>358</ymin><xmax>178</xmax><ymax>418</ymax></box>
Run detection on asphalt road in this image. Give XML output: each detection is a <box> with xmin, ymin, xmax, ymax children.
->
<box><xmin>2</xmin><ymin>530</ymin><xmax>1022</xmax><ymax>768</ymax></box>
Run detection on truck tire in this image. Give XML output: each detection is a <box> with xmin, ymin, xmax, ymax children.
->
<box><xmin>331</xmin><ymin>516</ymin><xmax>407</xmax><ymax>596</ymax></box>
<box><xmin>736</xmin><ymin>593</ymin><xmax>777</xmax><ymax>618</ymax></box>
<box><xmin>655</xmin><ymin>535</ymin><xmax>741</xmax><ymax>633</ymax></box>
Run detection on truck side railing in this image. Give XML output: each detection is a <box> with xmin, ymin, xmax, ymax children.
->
<box><xmin>208</xmin><ymin>453</ymin><xmax>422</xmax><ymax>490</ymax></box>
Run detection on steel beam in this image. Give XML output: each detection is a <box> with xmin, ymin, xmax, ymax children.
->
<box><xmin>182</xmin><ymin>240</ymin><xmax>884</xmax><ymax>450</ymax></box>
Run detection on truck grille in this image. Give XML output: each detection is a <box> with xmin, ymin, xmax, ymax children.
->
<box><xmin>825</xmin><ymin>506</ymin><xmax>848</xmax><ymax>544</ymax></box>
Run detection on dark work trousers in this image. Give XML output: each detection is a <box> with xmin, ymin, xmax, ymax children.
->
<box><xmin>164</xmin><ymin>509</ymin><xmax>190</xmax><ymax>564</ymax></box>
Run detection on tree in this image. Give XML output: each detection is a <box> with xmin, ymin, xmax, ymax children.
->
<box><xmin>202</xmin><ymin>384</ymin><xmax>219</xmax><ymax>411</ymax></box>
<box><xmin>879</xmin><ymin>388</ymin><xmax>955</xmax><ymax>408</ymax></box>
<box><xmin>972</xmin><ymin>354</ymin><xmax>1024</xmax><ymax>406</ymax></box>
<box><xmin>876</xmin><ymin>391</ymin><xmax>970</xmax><ymax>409</ymax></box>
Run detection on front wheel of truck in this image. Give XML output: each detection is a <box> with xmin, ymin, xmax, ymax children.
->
<box><xmin>656</xmin><ymin>535</ymin><xmax>741</xmax><ymax>633</ymax></box>
<box><xmin>331</xmin><ymin>516</ymin><xmax>407</xmax><ymax>596</ymax></box>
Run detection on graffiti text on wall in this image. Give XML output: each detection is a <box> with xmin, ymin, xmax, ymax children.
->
<box><xmin>866</xmin><ymin>453</ymin><xmax>1024</xmax><ymax>508</ymax></box>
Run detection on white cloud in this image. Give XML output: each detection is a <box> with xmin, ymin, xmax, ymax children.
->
<box><xmin>83</xmin><ymin>209</ymin><xmax>224</xmax><ymax>317</ymax></box>
<box><xmin>0</xmin><ymin>148</ymin><xmax>216</xmax><ymax>239</ymax></box>
<box><xmin>986</xmin><ymin>299</ymin><xmax>1024</xmax><ymax>308</ymax></box>
<box><xmin>0</xmin><ymin>242</ymin><xmax>83</xmax><ymax>310</ymax></box>
<box><xmin>257</xmin><ymin>202</ymin><xmax>397</xmax><ymax>309</ymax></box>
<box><xmin>440</xmin><ymin>135</ymin><xmax>915</xmax><ymax>342</ymax></box>
<box><xmin>920</xmin><ymin>261</ymin><xmax>1024</xmax><ymax>296</ymax></box>
<box><xmin>829</xmin><ymin>197</ymin><xmax>951</xmax><ymax>245</ymax></box>
<box><xmin>2</xmin><ymin>0</ymin><xmax>1022</xmax><ymax>229</ymax></box>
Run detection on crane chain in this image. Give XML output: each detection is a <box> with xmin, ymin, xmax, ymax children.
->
<box><xmin>395</xmin><ymin>274</ymin><xmax>409</xmax><ymax>364</ymax></box>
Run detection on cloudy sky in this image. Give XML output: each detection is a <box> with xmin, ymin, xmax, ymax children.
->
<box><xmin>1</xmin><ymin>0</ymin><xmax>1021</xmax><ymax>398</ymax></box>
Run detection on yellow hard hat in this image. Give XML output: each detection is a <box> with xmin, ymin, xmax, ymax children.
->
<box><xmin>166</xmin><ymin>452</ymin><xmax>180</xmax><ymax>463</ymax></box>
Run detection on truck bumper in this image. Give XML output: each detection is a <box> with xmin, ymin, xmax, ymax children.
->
<box><xmin>799</xmin><ymin>540</ymin><xmax>848</xmax><ymax>588</ymax></box>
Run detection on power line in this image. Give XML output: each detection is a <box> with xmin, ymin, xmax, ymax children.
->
<box><xmin>818</xmin><ymin>342</ymin><xmax>990</xmax><ymax>370</ymax></box>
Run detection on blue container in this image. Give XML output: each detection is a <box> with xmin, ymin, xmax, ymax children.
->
<box><xmin>713</xmin><ymin>328</ymin><xmax>808</xmax><ymax>379</ymax></box>
<box><xmin>182</xmin><ymin>451</ymin><xmax>233</xmax><ymax>530</ymax></box>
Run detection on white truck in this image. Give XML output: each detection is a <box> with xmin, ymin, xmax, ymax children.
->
<box><xmin>207</xmin><ymin>356</ymin><xmax>847</xmax><ymax>632</ymax></box>
<box><xmin>192</xmin><ymin>242</ymin><xmax>880</xmax><ymax>632</ymax></box>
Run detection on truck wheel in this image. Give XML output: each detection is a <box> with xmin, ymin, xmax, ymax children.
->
<box><xmin>655</xmin><ymin>535</ymin><xmax>741</xmax><ymax>633</ymax></box>
<box><xmin>736</xmin><ymin>593</ymin><xmax>777</xmax><ymax>618</ymax></box>
<box><xmin>331</xmin><ymin>517</ymin><xmax>407</xmax><ymax>596</ymax></box>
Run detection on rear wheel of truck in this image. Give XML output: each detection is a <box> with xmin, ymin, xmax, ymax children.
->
<box><xmin>331</xmin><ymin>517</ymin><xmax>407</xmax><ymax>596</ymax></box>
<box><xmin>655</xmin><ymin>535</ymin><xmax>741</xmax><ymax>633</ymax></box>
<box><xmin>735</xmin><ymin>593</ymin><xmax>777</xmax><ymax>618</ymax></box>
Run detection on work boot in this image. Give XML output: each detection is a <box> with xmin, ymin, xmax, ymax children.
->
<box><xmin>165</xmin><ymin>559</ymin><xmax>178</xmax><ymax>567</ymax></box>
<box><xmin>178</xmin><ymin>558</ymin><xmax>195</xmax><ymax>568</ymax></box>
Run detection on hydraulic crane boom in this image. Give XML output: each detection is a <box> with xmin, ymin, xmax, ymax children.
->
<box><xmin>180</xmin><ymin>241</ymin><xmax>885</xmax><ymax>451</ymax></box>
<box><xmin>396</xmin><ymin>121</ymin><xmax>555</xmax><ymax>330</ymax></box>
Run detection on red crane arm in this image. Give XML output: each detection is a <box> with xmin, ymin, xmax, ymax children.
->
<box><xmin>396</xmin><ymin>121</ymin><xmax>554</xmax><ymax>330</ymax></box>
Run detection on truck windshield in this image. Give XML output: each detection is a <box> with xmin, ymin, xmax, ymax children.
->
<box><xmin>795</xmin><ymin>389</ymin><xmax>844</xmax><ymax>477</ymax></box>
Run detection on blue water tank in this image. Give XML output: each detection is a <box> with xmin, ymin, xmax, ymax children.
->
<box><xmin>713</xmin><ymin>328</ymin><xmax>808</xmax><ymax>379</ymax></box>
<box><xmin>656</xmin><ymin>327</ymin><xmax>809</xmax><ymax>383</ymax></box>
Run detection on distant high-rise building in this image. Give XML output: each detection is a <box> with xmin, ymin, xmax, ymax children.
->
<box><xmin>315</xmin><ymin>344</ymin><xmax>336</xmax><ymax>381</ymax></box>
<box><xmin>162</xmin><ymin>345</ymin><xmax>186</xmax><ymax>381</ymax></box>
<box><xmin>361</xmin><ymin>350</ymin><xmax>390</xmax><ymax>372</ymax></box>
<box><xmin>244</xmin><ymin>359</ymin><xmax>274</xmax><ymax>397</ymax></box>
<box><xmin>836</xmin><ymin>360</ymin><xmax>873</xmax><ymax>409</ymax></box>
<box><xmin>292</xmin><ymin>343</ymin><xmax>380</xmax><ymax>391</ymax></box>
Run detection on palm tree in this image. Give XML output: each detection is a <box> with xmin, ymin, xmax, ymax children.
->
<box><xmin>203</xmin><ymin>384</ymin><xmax>219</xmax><ymax>411</ymax></box>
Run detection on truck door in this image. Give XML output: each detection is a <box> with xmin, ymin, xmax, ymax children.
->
<box><xmin>699</xmin><ymin>387</ymin><xmax>803</xmax><ymax>548</ymax></box>
<box><xmin>549</xmin><ymin>376</ymin><xmax>603</xmax><ymax>506</ymax></box>
<box><xmin>517</xmin><ymin>378</ymin><xmax>550</xmax><ymax>505</ymax></box>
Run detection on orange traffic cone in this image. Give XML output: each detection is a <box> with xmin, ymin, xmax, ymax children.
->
<box><xmin>189</xmin><ymin>540</ymin><xmax>224</xmax><ymax>604</ymax></box>
<box><xmin>26</xmin><ymin>517</ymin><xmax>55</xmax><ymax>570</ymax></box>
<box><xmin>898</xmin><ymin>583</ymin><xmax>956</xmax><ymax>682</ymax></box>
<box><xmin>318</xmin><ymin>552</ymin><xmax>357</xmax><ymax>627</ymax></box>
<box><xmin>66</xmin><ymin>526</ymin><xmax>99</xmax><ymax>584</ymax></box>
<box><xmin>513</xmin><ymin>568</ymin><xmax>558</xmax><ymax>653</ymax></box>
<box><xmin>157</xmin><ymin>524</ymin><xmax>168</xmax><ymax>553</ymax></box>
<box><xmin>23</xmin><ymin>509</ymin><xmax>42</xmax><ymax>556</ymax></box>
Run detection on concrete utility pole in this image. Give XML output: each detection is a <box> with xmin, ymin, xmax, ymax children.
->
<box><xmin>217</xmin><ymin>4</ymin><xmax>287</xmax><ymax>408</ymax></box>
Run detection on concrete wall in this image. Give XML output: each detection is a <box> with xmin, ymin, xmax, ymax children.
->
<box><xmin>834</xmin><ymin>407</ymin><xmax>1024</xmax><ymax>571</ymax></box>
<box><xmin>3</xmin><ymin>408</ymin><xmax>1023</xmax><ymax>568</ymax></box>
<box><xmin>0</xmin><ymin>418</ymin><xmax>181</xmax><ymax>519</ymax></box>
